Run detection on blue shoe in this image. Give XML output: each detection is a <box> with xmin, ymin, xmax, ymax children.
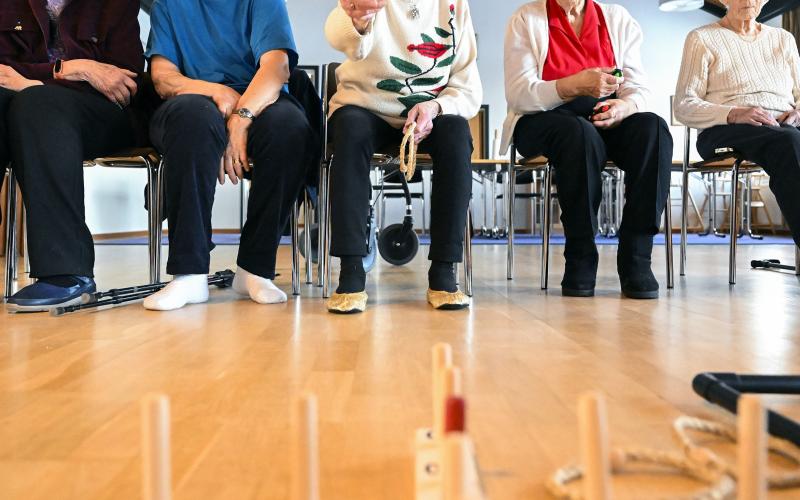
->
<box><xmin>6</xmin><ymin>276</ymin><xmax>96</xmax><ymax>313</ymax></box>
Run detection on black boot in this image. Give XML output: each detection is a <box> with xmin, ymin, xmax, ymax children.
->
<box><xmin>618</xmin><ymin>234</ymin><xmax>659</xmax><ymax>300</ymax></box>
<box><xmin>561</xmin><ymin>237</ymin><xmax>598</xmax><ymax>297</ymax></box>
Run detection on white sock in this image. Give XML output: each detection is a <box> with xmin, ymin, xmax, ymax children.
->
<box><xmin>232</xmin><ymin>266</ymin><xmax>287</xmax><ymax>304</ymax></box>
<box><xmin>143</xmin><ymin>274</ymin><xmax>209</xmax><ymax>311</ymax></box>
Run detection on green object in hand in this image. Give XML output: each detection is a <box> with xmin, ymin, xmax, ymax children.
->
<box><xmin>612</xmin><ymin>69</ymin><xmax>623</xmax><ymax>78</ymax></box>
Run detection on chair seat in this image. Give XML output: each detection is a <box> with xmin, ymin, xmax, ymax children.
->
<box><xmin>689</xmin><ymin>155</ymin><xmax>761</xmax><ymax>172</ymax></box>
<box><xmin>94</xmin><ymin>147</ymin><xmax>160</xmax><ymax>169</ymax></box>
<box><xmin>517</xmin><ymin>155</ymin><xmax>549</xmax><ymax>168</ymax></box>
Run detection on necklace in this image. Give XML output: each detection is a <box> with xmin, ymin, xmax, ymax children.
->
<box><xmin>406</xmin><ymin>0</ymin><xmax>420</xmax><ymax>20</ymax></box>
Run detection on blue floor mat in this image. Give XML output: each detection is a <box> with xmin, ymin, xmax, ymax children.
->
<box><xmin>96</xmin><ymin>233</ymin><xmax>795</xmax><ymax>246</ymax></box>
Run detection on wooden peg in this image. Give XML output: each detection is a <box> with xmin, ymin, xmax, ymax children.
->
<box><xmin>292</xmin><ymin>394</ymin><xmax>320</xmax><ymax>500</ymax></box>
<box><xmin>432</xmin><ymin>344</ymin><xmax>453</xmax><ymax>438</ymax></box>
<box><xmin>437</xmin><ymin>366</ymin><xmax>463</xmax><ymax>439</ymax></box>
<box><xmin>443</xmin><ymin>434</ymin><xmax>485</xmax><ymax>500</ymax></box>
<box><xmin>738</xmin><ymin>395</ymin><xmax>767</xmax><ymax>500</ymax></box>
<box><xmin>578</xmin><ymin>392</ymin><xmax>612</xmax><ymax>500</ymax></box>
<box><xmin>141</xmin><ymin>393</ymin><xmax>172</xmax><ymax>500</ymax></box>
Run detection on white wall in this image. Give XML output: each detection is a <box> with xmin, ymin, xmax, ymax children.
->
<box><xmin>83</xmin><ymin>3</ymin><xmax>783</xmax><ymax>235</ymax></box>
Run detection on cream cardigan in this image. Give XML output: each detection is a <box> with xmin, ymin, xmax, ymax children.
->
<box><xmin>501</xmin><ymin>0</ymin><xmax>650</xmax><ymax>154</ymax></box>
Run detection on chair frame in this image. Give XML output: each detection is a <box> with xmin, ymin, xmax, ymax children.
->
<box><xmin>317</xmin><ymin>63</ymin><xmax>473</xmax><ymax>299</ymax></box>
<box><xmin>507</xmin><ymin>145</ymin><xmax>675</xmax><ymax>291</ymax></box>
<box><xmin>4</xmin><ymin>149</ymin><xmax>306</xmax><ymax>300</ymax></box>
<box><xmin>680</xmin><ymin>127</ymin><xmax>764</xmax><ymax>285</ymax></box>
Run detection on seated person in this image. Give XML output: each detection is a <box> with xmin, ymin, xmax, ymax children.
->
<box><xmin>503</xmin><ymin>0</ymin><xmax>672</xmax><ymax>300</ymax></box>
<box><xmin>325</xmin><ymin>0</ymin><xmax>482</xmax><ymax>313</ymax></box>
<box><xmin>144</xmin><ymin>0</ymin><xmax>315</xmax><ymax>311</ymax></box>
<box><xmin>675</xmin><ymin>0</ymin><xmax>800</xmax><ymax>249</ymax></box>
<box><xmin>3</xmin><ymin>0</ymin><xmax>144</xmax><ymax>312</ymax></box>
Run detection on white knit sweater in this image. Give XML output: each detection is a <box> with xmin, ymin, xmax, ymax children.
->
<box><xmin>325</xmin><ymin>0</ymin><xmax>482</xmax><ymax>128</ymax></box>
<box><xmin>675</xmin><ymin>23</ymin><xmax>800</xmax><ymax>130</ymax></box>
<box><xmin>501</xmin><ymin>0</ymin><xmax>649</xmax><ymax>154</ymax></box>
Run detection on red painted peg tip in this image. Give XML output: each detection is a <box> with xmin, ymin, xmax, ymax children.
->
<box><xmin>445</xmin><ymin>397</ymin><xmax>466</xmax><ymax>434</ymax></box>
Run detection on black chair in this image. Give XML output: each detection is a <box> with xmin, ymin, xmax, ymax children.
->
<box><xmin>506</xmin><ymin>144</ymin><xmax>675</xmax><ymax>291</ymax></box>
<box><xmin>680</xmin><ymin>127</ymin><xmax>765</xmax><ymax>284</ymax></box>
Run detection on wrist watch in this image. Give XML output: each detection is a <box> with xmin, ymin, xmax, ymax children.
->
<box><xmin>53</xmin><ymin>59</ymin><xmax>64</xmax><ymax>78</ymax></box>
<box><xmin>236</xmin><ymin>108</ymin><xmax>255</xmax><ymax>120</ymax></box>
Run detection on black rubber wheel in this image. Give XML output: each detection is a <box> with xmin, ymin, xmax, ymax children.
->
<box><xmin>299</xmin><ymin>224</ymin><xmax>319</xmax><ymax>264</ymax></box>
<box><xmin>378</xmin><ymin>224</ymin><xmax>419</xmax><ymax>266</ymax></box>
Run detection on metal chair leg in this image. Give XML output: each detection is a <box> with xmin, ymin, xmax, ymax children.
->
<box><xmin>681</xmin><ymin>128</ymin><xmax>691</xmax><ymax>277</ymax></box>
<box><xmin>146</xmin><ymin>160</ymin><xmax>158</xmax><ymax>285</ymax></box>
<box><xmin>796</xmin><ymin>245</ymin><xmax>800</xmax><ymax>276</ymax></box>
<box><xmin>464</xmin><ymin>204</ymin><xmax>473</xmax><ymax>297</ymax></box>
<box><xmin>303</xmin><ymin>190</ymin><xmax>313</xmax><ymax>285</ymax></box>
<box><xmin>4</xmin><ymin>169</ymin><xmax>19</xmax><ymax>299</ymax></box>
<box><xmin>729</xmin><ymin>161</ymin><xmax>741</xmax><ymax>285</ymax></box>
<box><xmin>322</xmin><ymin>160</ymin><xmax>333</xmax><ymax>299</ymax></box>
<box><xmin>665</xmin><ymin>193</ymin><xmax>674</xmax><ymax>290</ymax></box>
<box><xmin>151</xmin><ymin>159</ymin><xmax>165</xmax><ymax>284</ymax></box>
<box><xmin>506</xmin><ymin>148</ymin><xmax>516</xmax><ymax>280</ymax></box>
<box><xmin>317</xmin><ymin>161</ymin><xmax>329</xmax><ymax>288</ymax></box>
<box><xmin>541</xmin><ymin>164</ymin><xmax>553</xmax><ymax>290</ymax></box>
<box><xmin>291</xmin><ymin>200</ymin><xmax>300</xmax><ymax>296</ymax></box>
<box><xmin>422</xmin><ymin>171</ymin><xmax>428</xmax><ymax>235</ymax></box>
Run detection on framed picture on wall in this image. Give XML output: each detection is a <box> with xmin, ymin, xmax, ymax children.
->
<box><xmin>297</xmin><ymin>65</ymin><xmax>321</xmax><ymax>92</ymax></box>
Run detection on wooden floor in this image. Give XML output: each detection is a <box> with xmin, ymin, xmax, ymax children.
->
<box><xmin>2</xmin><ymin>242</ymin><xmax>800</xmax><ymax>499</ymax></box>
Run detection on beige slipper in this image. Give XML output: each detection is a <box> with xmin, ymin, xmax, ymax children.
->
<box><xmin>327</xmin><ymin>291</ymin><xmax>368</xmax><ymax>314</ymax></box>
<box><xmin>427</xmin><ymin>289</ymin><xmax>470</xmax><ymax>310</ymax></box>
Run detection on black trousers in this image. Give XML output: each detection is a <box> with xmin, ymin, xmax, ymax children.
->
<box><xmin>1</xmin><ymin>85</ymin><xmax>134</xmax><ymax>278</ymax></box>
<box><xmin>329</xmin><ymin>105</ymin><xmax>473</xmax><ymax>262</ymax></box>
<box><xmin>150</xmin><ymin>93</ymin><xmax>313</xmax><ymax>278</ymax></box>
<box><xmin>698</xmin><ymin>124</ymin><xmax>800</xmax><ymax>247</ymax></box>
<box><xmin>514</xmin><ymin>106</ymin><xmax>672</xmax><ymax>242</ymax></box>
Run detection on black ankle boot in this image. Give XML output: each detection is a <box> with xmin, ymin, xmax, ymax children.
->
<box><xmin>618</xmin><ymin>234</ymin><xmax>659</xmax><ymax>300</ymax></box>
<box><xmin>561</xmin><ymin>237</ymin><xmax>598</xmax><ymax>297</ymax></box>
<box><xmin>336</xmin><ymin>256</ymin><xmax>366</xmax><ymax>294</ymax></box>
<box><xmin>428</xmin><ymin>261</ymin><xmax>458</xmax><ymax>293</ymax></box>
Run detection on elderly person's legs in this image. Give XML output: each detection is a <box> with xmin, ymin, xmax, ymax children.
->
<box><xmin>515</xmin><ymin>110</ymin><xmax>607</xmax><ymax>296</ymax></box>
<box><xmin>0</xmin><ymin>88</ymin><xmax>14</xmax><ymax>169</ymax></box>
<box><xmin>698</xmin><ymin>124</ymin><xmax>800</xmax><ymax>247</ymax></box>
<box><xmin>600</xmin><ymin>112</ymin><xmax>672</xmax><ymax>298</ymax></box>
<box><xmin>146</xmin><ymin>94</ymin><xmax>227</xmax><ymax>310</ymax></box>
<box><xmin>5</xmin><ymin>85</ymin><xmax>134</xmax><ymax>311</ymax></box>
<box><xmin>235</xmin><ymin>94</ymin><xmax>313</xmax><ymax>303</ymax></box>
<box><xmin>421</xmin><ymin>115</ymin><xmax>473</xmax><ymax>293</ymax></box>
<box><xmin>329</xmin><ymin>105</ymin><xmax>400</xmax><ymax>295</ymax></box>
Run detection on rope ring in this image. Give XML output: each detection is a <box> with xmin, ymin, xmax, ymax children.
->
<box><xmin>547</xmin><ymin>447</ymin><xmax>736</xmax><ymax>500</ymax></box>
<box><xmin>673</xmin><ymin>416</ymin><xmax>800</xmax><ymax>489</ymax></box>
<box><xmin>399</xmin><ymin>122</ymin><xmax>418</xmax><ymax>181</ymax></box>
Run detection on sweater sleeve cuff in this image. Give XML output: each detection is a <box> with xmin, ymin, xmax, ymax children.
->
<box><xmin>622</xmin><ymin>94</ymin><xmax>646</xmax><ymax>114</ymax></box>
<box><xmin>539</xmin><ymin>80</ymin><xmax>564</xmax><ymax>111</ymax></box>
<box><xmin>435</xmin><ymin>96</ymin><xmax>457</xmax><ymax>117</ymax></box>
<box><xmin>332</xmin><ymin>8</ymin><xmax>373</xmax><ymax>45</ymax></box>
<box><xmin>713</xmin><ymin>105</ymin><xmax>734</xmax><ymax>127</ymax></box>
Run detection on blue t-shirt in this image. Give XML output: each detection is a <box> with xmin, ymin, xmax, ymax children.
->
<box><xmin>146</xmin><ymin>0</ymin><xmax>298</xmax><ymax>93</ymax></box>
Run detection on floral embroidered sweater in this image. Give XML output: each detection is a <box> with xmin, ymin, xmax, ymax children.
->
<box><xmin>325</xmin><ymin>0</ymin><xmax>483</xmax><ymax>128</ymax></box>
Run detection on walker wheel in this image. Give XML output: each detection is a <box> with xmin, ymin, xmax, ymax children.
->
<box><xmin>299</xmin><ymin>225</ymin><xmax>319</xmax><ymax>264</ymax></box>
<box><xmin>378</xmin><ymin>224</ymin><xmax>419</xmax><ymax>266</ymax></box>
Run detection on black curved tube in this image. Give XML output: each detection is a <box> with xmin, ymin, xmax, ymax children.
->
<box><xmin>692</xmin><ymin>372</ymin><xmax>800</xmax><ymax>447</ymax></box>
